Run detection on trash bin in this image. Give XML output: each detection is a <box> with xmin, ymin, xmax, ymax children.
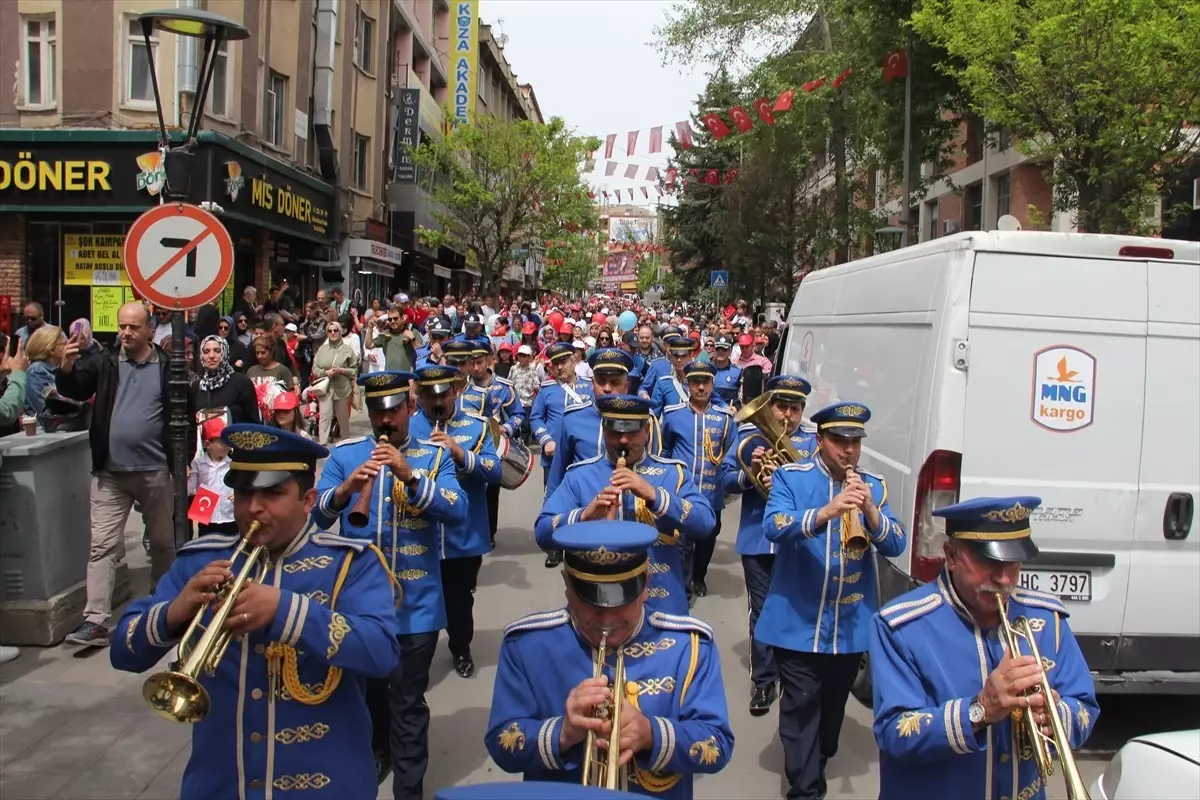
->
<box><xmin>0</xmin><ymin>431</ymin><xmax>127</xmax><ymax>645</ymax></box>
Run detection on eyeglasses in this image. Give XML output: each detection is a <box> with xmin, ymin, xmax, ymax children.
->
<box><xmin>24</xmin><ymin>316</ymin><xmax>38</xmax><ymax>322</ymax></box>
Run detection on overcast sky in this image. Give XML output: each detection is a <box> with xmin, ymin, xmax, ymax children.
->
<box><xmin>478</xmin><ymin>0</ymin><xmax>708</xmax><ymax>208</ymax></box>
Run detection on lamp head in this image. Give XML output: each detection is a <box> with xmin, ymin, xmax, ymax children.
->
<box><xmin>137</xmin><ymin>8</ymin><xmax>250</xmax><ymax>41</ymax></box>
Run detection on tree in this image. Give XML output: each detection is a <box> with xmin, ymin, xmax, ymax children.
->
<box><xmin>542</xmin><ymin>235</ymin><xmax>604</xmax><ymax>296</ymax></box>
<box><xmin>911</xmin><ymin>0</ymin><xmax>1200</xmax><ymax>233</ymax></box>
<box><xmin>410</xmin><ymin>115</ymin><xmax>599</xmax><ymax>290</ymax></box>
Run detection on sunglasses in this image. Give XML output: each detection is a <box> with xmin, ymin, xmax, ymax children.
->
<box><xmin>217</xmin><ymin>323</ymin><xmax>230</xmax><ymax>329</ymax></box>
<box><xmin>24</xmin><ymin>316</ymin><xmax>39</xmax><ymax>322</ymax></box>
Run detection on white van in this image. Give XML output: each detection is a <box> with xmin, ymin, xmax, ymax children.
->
<box><xmin>779</xmin><ymin>231</ymin><xmax>1200</xmax><ymax>694</ymax></box>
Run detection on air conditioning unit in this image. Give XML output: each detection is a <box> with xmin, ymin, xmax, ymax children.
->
<box><xmin>943</xmin><ymin>220</ymin><xmax>960</xmax><ymax>235</ymax></box>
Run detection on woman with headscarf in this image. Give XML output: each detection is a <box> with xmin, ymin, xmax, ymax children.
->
<box><xmin>217</xmin><ymin>315</ymin><xmax>253</xmax><ymax>372</ymax></box>
<box><xmin>189</xmin><ymin>334</ymin><xmax>260</xmax><ymax>424</ymax></box>
<box><xmin>310</xmin><ymin>319</ymin><xmax>358</xmax><ymax>445</ymax></box>
<box><xmin>68</xmin><ymin>319</ymin><xmax>102</xmax><ymax>356</ymax></box>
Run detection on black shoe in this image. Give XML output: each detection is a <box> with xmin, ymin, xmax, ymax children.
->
<box><xmin>374</xmin><ymin>751</ymin><xmax>392</xmax><ymax>785</ymax></box>
<box><xmin>693</xmin><ymin>579</ymin><xmax>708</xmax><ymax>598</ymax></box>
<box><xmin>454</xmin><ymin>653</ymin><xmax>475</xmax><ymax>678</ymax></box>
<box><xmin>545</xmin><ymin>550</ymin><xmax>563</xmax><ymax>568</ymax></box>
<box><xmin>749</xmin><ymin>684</ymin><xmax>777</xmax><ymax>716</ymax></box>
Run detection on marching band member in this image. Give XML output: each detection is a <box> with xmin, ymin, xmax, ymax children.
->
<box><xmin>758</xmin><ymin>402</ymin><xmax>906</xmax><ymax>800</ymax></box>
<box><xmin>660</xmin><ymin>361</ymin><xmax>736</xmax><ymax>603</ymax></box>
<box><xmin>312</xmin><ymin>371</ymin><xmax>467</xmax><ymax>800</ymax></box>
<box><xmin>467</xmin><ymin>339</ymin><xmax>525</xmax><ymax>547</ymax></box>
<box><xmin>646</xmin><ymin>335</ymin><xmax>695</xmax><ymax>415</ymax></box>
<box><xmin>529</xmin><ymin>342</ymin><xmax>593</xmax><ymax>488</ymax></box>
<box><xmin>409</xmin><ymin>364</ymin><xmax>502</xmax><ymax>680</ymax></box>
<box><xmin>708</xmin><ymin>335</ymin><xmax>742</xmax><ymax>408</ymax></box>
<box><xmin>870</xmin><ymin>496</ymin><xmax>1099</xmax><ymax>800</ymax></box>
<box><xmin>452</xmin><ymin>311</ymin><xmax>487</xmax><ymax>345</ymax></box>
<box><xmin>415</xmin><ymin>316</ymin><xmax>452</xmax><ymax>367</ymax></box>
<box><xmin>720</xmin><ymin>376</ymin><xmax>817</xmax><ymax>716</ymax></box>
<box><xmin>112</xmin><ymin>424</ymin><xmax>401</xmax><ymax>799</ymax></box>
<box><xmin>536</xmin><ymin>395</ymin><xmax>714</xmax><ymax>615</ymax></box>
<box><xmin>486</xmin><ymin>520</ymin><xmax>734</xmax><ymax>798</ymax></box>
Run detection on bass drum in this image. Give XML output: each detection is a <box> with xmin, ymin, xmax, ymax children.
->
<box><xmin>489</xmin><ymin>418</ymin><xmax>534</xmax><ymax>490</ymax></box>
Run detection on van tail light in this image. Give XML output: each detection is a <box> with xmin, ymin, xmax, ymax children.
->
<box><xmin>1117</xmin><ymin>245</ymin><xmax>1174</xmax><ymax>260</ymax></box>
<box><xmin>911</xmin><ymin>450</ymin><xmax>962</xmax><ymax>583</ymax></box>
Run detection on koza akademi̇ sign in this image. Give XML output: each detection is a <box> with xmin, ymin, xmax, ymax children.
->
<box><xmin>452</xmin><ymin>1</ymin><xmax>479</xmax><ymax>125</ymax></box>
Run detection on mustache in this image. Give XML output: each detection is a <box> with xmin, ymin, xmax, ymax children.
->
<box><xmin>980</xmin><ymin>584</ymin><xmax>1010</xmax><ymax>596</ymax></box>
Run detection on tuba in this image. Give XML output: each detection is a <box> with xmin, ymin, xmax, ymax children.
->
<box><xmin>995</xmin><ymin>593</ymin><xmax>1091</xmax><ymax>800</ymax></box>
<box><xmin>582</xmin><ymin>628</ymin><xmax>631</xmax><ymax>790</ymax></box>
<box><xmin>143</xmin><ymin>522</ymin><xmax>270</xmax><ymax>723</ymax></box>
<box><xmin>734</xmin><ymin>392</ymin><xmax>802</xmax><ymax>499</ymax></box>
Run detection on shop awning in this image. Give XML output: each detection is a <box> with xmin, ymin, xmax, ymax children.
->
<box><xmin>357</xmin><ymin>260</ymin><xmax>395</xmax><ymax>277</ymax></box>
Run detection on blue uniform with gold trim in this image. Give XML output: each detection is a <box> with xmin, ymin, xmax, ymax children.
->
<box><xmin>720</xmin><ymin>422</ymin><xmax>818</xmax><ymax>556</ymax></box>
<box><xmin>544</xmin><ymin>401</ymin><xmax>662</xmax><ymax>497</ymax></box>
<box><xmin>312</xmin><ymin>435</ymin><xmax>467</xmax><ymax>634</ymax></box>
<box><xmin>650</xmin><ymin>374</ymin><xmax>687</xmax><ymax>417</ymax></box>
<box><xmin>529</xmin><ymin>378</ymin><xmax>593</xmax><ymax>468</ymax></box>
<box><xmin>409</xmin><ymin>409</ymin><xmax>501</xmax><ymax>559</ymax></box>
<box><xmin>485</xmin><ymin>608</ymin><xmax>734</xmax><ymax>800</ymax></box>
<box><xmin>471</xmin><ymin>374</ymin><xmax>526</xmax><ymax>437</ymax></box>
<box><xmin>660</xmin><ymin>401</ymin><xmax>735</xmax><ymax>513</ymax></box>
<box><xmin>757</xmin><ymin>456</ymin><xmax>907</xmax><ymax>654</ymax></box>
<box><xmin>112</xmin><ymin>527</ymin><xmax>401</xmax><ymax>800</ymax></box>
<box><xmin>535</xmin><ymin>454</ymin><xmax>715</xmax><ymax>615</ymax></box>
<box><xmin>870</xmin><ymin>574</ymin><xmax>1099</xmax><ymax>800</ymax></box>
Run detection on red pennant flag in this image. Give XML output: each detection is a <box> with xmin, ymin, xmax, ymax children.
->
<box><xmin>666</xmin><ymin>167</ymin><xmax>678</xmax><ymax>186</ymax></box>
<box><xmin>656</xmin><ymin>186</ymin><xmax>664</xmax><ymax>196</ymax></box>
<box><xmin>726</xmin><ymin>169</ymin><xmax>738</xmax><ymax>183</ymax></box>
<box><xmin>627</xmin><ymin>130</ymin><xmax>639</xmax><ymax>156</ymax></box>
<box><xmin>728</xmin><ymin>106</ymin><xmax>754</xmax><ymax>133</ymax></box>
<box><xmin>882</xmin><ymin>48</ymin><xmax>909</xmax><ymax>83</ymax></box>
<box><xmin>188</xmin><ymin>486</ymin><xmax>221</xmax><ymax>524</ymax></box>
<box><xmin>646</xmin><ymin>166</ymin><xmax>660</xmax><ymax>182</ymax></box>
<box><xmin>674</xmin><ymin>121</ymin><xmax>694</xmax><ymax>149</ymax></box>
<box><xmin>832</xmin><ymin>68</ymin><xmax>852</xmax><ymax>88</ymax></box>
<box><xmin>700</xmin><ymin>113</ymin><xmax>732</xmax><ymax>140</ymax></box>
<box><xmin>752</xmin><ymin>98</ymin><xmax>776</xmax><ymax>126</ymax></box>
<box><xmin>705</xmin><ymin>168</ymin><xmax>720</xmax><ymax>185</ymax></box>
<box><xmin>689</xmin><ymin>168</ymin><xmax>700</xmax><ymax>176</ymax></box>
<box><xmin>604</xmin><ymin>134</ymin><xmax>616</xmax><ymax>159</ymax></box>
<box><xmin>603</xmin><ymin>190</ymin><xmax>609</xmax><ymax>199</ymax></box>
<box><xmin>624</xmin><ymin>164</ymin><xmax>639</xmax><ymax>180</ymax></box>
<box><xmin>649</xmin><ymin>126</ymin><xmax>663</xmax><ymax>153</ymax></box>
<box><xmin>605</xmin><ymin>161</ymin><xmax>618</xmax><ymax>177</ymax></box>
<box><xmin>774</xmin><ymin>89</ymin><xmax>795</xmax><ymax>112</ymax></box>
<box><xmin>802</xmin><ymin>77</ymin><xmax>827</xmax><ymax>93</ymax></box>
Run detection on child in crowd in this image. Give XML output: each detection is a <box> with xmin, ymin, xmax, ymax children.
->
<box><xmin>187</xmin><ymin>418</ymin><xmax>237</xmax><ymax>537</ymax></box>
<box><xmin>270</xmin><ymin>391</ymin><xmax>312</xmax><ymax>439</ymax></box>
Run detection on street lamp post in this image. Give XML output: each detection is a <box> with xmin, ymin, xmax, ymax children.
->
<box><xmin>135</xmin><ymin>9</ymin><xmax>249</xmax><ymax>548</ymax></box>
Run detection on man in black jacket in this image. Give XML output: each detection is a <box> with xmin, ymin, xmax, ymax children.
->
<box><xmin>56</xmin><ymin>302</ymin><xmax>195</xmax><ymax>648</ymax></box>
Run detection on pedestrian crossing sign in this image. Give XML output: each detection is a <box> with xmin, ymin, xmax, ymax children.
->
<box><xmin>711</xmin><ymin>270</ymin><xmax>729</xmax><ymax>289</ymax></box>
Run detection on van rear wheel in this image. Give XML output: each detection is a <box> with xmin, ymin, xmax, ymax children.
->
<box><xmin>851</xmin><ymin>654</ymin><xmax>873</xmax><ymax>708</ymax></box>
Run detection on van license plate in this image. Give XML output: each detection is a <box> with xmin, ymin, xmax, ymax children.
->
<box><xmin>1019</xmin><ymin>570</ymin><xmax>1091</xmax><ymax>601</ymax></box>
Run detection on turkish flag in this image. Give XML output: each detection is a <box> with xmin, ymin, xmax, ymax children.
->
<box><xmin>188</xmin><ymin>486</ymin><xmax>221</xmax><ymax>524</ymax></box>
<box><xmin>774</xmin><ymin>89</ymin><xmax>795</xmax><ymax>112</ymax></box>
<box><xmin>802</xmin><ymin>77</ymin><xmax>827</xmax><ymax>93</ymax></box>
<box><xmin>665</xmin><ymin>167</ymin><xmax>678</xmax><ymax>186</ymax></box>
<box><xmin>605</xmin><ymin>161</ymin><xmax>618</xmax><ymax>177</ymax></box>
<box><xmin>726</xmin><ymin>169</ymin><xmax>739</xmax><ymax>183</ymax></box>
<box><xmin>627</xmin><ymin>130</ymin><xmax>639</xmax><ymax>156</ymax></box>
<box><xmin>624</xmin><ymin>164</ymin><xmax>639</xmax><ymax>180</ymax></box>
<box><xmin>728</xmin><ymin>106</ymin><xmax>754</xmax><ymax>133</ymax></box>
<box><xmin>675</xmin><ymin>121</ymin><xmax>694</xmax><ymax>149</ymax></box>
<box><xmin>700</xmin><ymin>113</ymin><xmax>732</xmax><ymax>140</ymax></box>
<box><xmin>705</xmin><ymin>169</ymin><xmax>721</xmax><ymax>185</ymax></box>
<box><xmin>649</xmin><ymin>126</ymin><xmax>663</xmax><ymax>153</ymax></box>
<box><xmin>753</xmin><ymin>97</ymin><xmax>776</xmax><ymax>125</ymax></box>
<box><xmin>833</xmin><ymin>68</ymin><xmax>852</xmax><ymax>88</ymax></box>
<box><xmin>604</xmin><ymin>134</ymin><xmax>616</xmax><ymax>159</ymax></box>
<box><xmin>646</xmin><ymin>166</ymin><xmax>660</xmax><ymax>182</ymax></box>
<box><xmin>882</xmin><ymin>48</ymin><xmax>909</xmax><ymax>83</ymax></box>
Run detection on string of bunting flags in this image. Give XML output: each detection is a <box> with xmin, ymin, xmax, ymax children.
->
<box><xmin>585</xmin><ymin>48</ymin><xmax>909</xmax><ymax>203</ymax></box>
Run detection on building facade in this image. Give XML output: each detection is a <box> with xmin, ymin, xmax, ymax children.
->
<box><xmin>0</xmin><ymin>0</ymin><xmax>541</xmax><ymax>337</ymax></box>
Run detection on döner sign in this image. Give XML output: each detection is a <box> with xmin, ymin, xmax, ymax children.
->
<box><xmin>0</xmin><ymin>151</ymin><xmax>112</xmax><ymax>193</ymax></box>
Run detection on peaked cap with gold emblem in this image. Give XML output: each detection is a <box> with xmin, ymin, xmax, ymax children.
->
<box><xmin>933</xmin><ymin>496</ymin><xmax>1042</xmax><ymax>562</ymax></box>
<box><xmin>415</xmin><ymin>364</ymin><xmax>460</xmax><ymax>396</ymax></box>
<box><xmin>356</xmin><ymin>370</ymin><xmax>416</xmax><ymax>411</ymax></box>
<box><xmin>587</xmin><ymin>346</ymin><xmax>634</xmax><ymax>375</ymax></box>
<box><xmin>553</xmin><ymin>521</ymin><xmax>659</xmax><ymax>608</ymax></box>
<box><xmin>222</xmin><ymin>423</ymin><xmax>329</xmax><ymax>490</ymax></box>
<box><xmin>595</xmin><ymin>393</ymin><xmax>652</xmax><ymax>433</ymax></box>
<box><xmin>811</xmin><ymin>401</ymin><xmax>871</xmax><ymax>439</ymax></box>
<box><xmin>767</xmin><ymin>374</ymin><xmax>812</xmax><ymax>403</ymax></box>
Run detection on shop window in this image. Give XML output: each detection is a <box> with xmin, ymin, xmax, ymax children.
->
<box><xmin>353</xmin><ymin>134</ymin><xmax>370</xmax><ymax>190</ymax></box>
<box><xmin>926</xmin><ymin>200</ymin><xmax>940</xmax><ymax>241</ymax></box>
<box><xmin>264</xmin><ymin>71</ymin><xmax>288</xmax><ymax>147</ymax></box>
<box><xmin>355</xmin><ymin>9</ymin><xmax>374</xmax><ymax>73</ymax></box>
<box><xmin>995</xmin><ymin>171</ymin><xmax>1012</xmax><ymax>219</ymax></box>
<box><xmin>21</xmin><ymin>17</ymin><xmax>56</xmax><ymax>107</ymax></box>
<box><xmin>965</xmin><ymin>183</ymin><xmax>983</xmax><ymax>231</ymax></box>
<box><xmin>208</xmin><ymin>37</ymin><xmax>231</xmax><ymax>118</ymax></box>
<box><xmin>125</xmin><ymin>18</ymin><xmax>157</xmax><ymax>106</ymax></box>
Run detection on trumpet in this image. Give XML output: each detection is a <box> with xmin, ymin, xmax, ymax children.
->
<box><xmin>581</xmin><ymin>628</ymin><xmax>630</xmax><ymax>791</ymax></box>
<box><xmin>733</xmin><ymin>392</ymin><xmax>802</xmax><ymax>499</ymax></box>
<box><xmin>606</xmin><ymin>448</ymin><xmax>628</xmax><ymax>520</ymax></box>
<box><xmin>142</xmin><ymin>522</ymin><xmax>270</xmax><ymax>723</ymax></box>
<box><xmin>840</xmin><ymin>465</ymin><xmax>871</xmax><ymax>558</ymax></box>
<box><xmin>994</xmin><ymin>592</ymin><xmax>1090</xmax><ymax>800</ymax></box>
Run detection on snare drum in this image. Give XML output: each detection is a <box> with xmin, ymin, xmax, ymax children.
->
<box><xmin>489</xmin><ymin>418</ymin><xmax>534</xmax><ymax>489</ymax></box>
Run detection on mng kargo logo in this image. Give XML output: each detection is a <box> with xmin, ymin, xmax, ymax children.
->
<box><xmin>1030</xmin><ymin>345</ymin><xmax>1096</xmax><ymax>432</ymax></box>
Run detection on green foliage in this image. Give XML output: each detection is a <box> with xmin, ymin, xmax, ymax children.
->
<box><xmin>911</xmin><ymin>0</ymin><xmax>1200</xmax><ymax>233</ymax></box>
<box><xmin>542</xmin><ymin>235</ymin><xmax>604</xmax><ymax>296</ymax></box>
<box><xmin>409</xmin><ymin>115</ymin><xmax>600</xmax><ymax>289</ymax></box>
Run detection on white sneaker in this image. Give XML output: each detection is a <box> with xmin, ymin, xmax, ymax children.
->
<box><xmin>0</xmin><ymin>645</ymin><xmax>19</xmax><ymax>663</ymax></box>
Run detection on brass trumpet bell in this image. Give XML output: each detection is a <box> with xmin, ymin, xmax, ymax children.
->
<box><xmin>733</xmin><ymin>392</ymin><xmax>803</xmax><ymax>499</ymax></box>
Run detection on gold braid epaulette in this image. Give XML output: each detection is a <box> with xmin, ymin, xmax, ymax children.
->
<box><xmin>265</xmin><ymin>550</ymin><xmax>357</xmax><ymax>705</ymax></box>
<box><xmin>628</xmin><ymin>631</ymin><xmax>702</xmax><ymax>793</ymax></box>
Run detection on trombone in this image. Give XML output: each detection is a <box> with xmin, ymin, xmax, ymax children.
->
<box><xmin>142</xmin><ymin>521</ymin><xmax>270</xmax><ymax>723</ymax></box>
<box><xmin>582</xmin><ymin>628</ymin><xmax>629</xmax><ymax>790</ymax></box>
<box><xmin>995</xmin><ymin>592</ymin><xmax>1091</xmax><ymax>800</ymax></box>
